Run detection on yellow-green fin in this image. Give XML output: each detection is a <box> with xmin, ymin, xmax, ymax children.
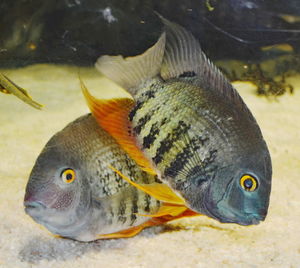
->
<box><xmin>0</xmin><ymin>73</ymin><xmax>43</xmax><ymax>109</ymax></box>
<box><xmin>137</xmin><ymin>203</ymin><xmax>187</xmax><ymax>217</ymax></box>
<box><xmin>108</xmin><ymin>165</ymin><xmax>185</xmax><ymax>205</ymax></box>
<box><xmin>81</xmin><ymin>79</ymin><xmax>156</xmax><ymax>175</ymax></box>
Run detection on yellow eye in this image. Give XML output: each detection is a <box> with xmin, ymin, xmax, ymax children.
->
<box><xmin>240</xmin><ymin>175</ymin><xmax>258</xmax><ymax>192</ymax></box>
<box><xmin>61</xmin><ymin>169</ymin><xmax>76</xmax><ymax>183</ymax></box>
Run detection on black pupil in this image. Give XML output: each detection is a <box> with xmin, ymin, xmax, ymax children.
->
<box><xmin>244</xmin><ymin>178</ymin><xmax>253</xmax><ymax>189</ymax></box>
<box><xmin>66</xmin><ymin>173</ymin><xmax>73</xmax><ymax>181</ymax></box>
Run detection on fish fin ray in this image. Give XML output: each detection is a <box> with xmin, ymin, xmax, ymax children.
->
<box><xmin>97</xmin><ymin>225</ymin><xmax>146</xmax><ymax>239</ymax></box>
<box><xmin>81</xmin><ymin>79</ymin><xmax>156</xmax><ymax>175</ymax></box>
<box><xmin>158</xmin><ymin>15</ymin><xmax>247</xmax><ymax>110</ymax></box>
<box><xmin>95</xmin><ymin>33</ymin><xmax>166</xmax><ymax>95</ymax></box>
<box><xmin>108</xmin><ymin>165</ymin><xmax>185</xmax><ymax>205</ymax></box>
<box><xmin>98</xmin><ymin>208</ymin><xmax>199</xmax><ymax>239</ymax></box>
<box><xmin>137</xmin><ymin>203</ymin><xmax>187</xmax><ymax>217</ymax></box>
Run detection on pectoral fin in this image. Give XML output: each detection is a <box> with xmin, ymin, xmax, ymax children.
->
<box><xmin>108</xmin><ymin>165</ymin><xmax>185</xmax><ymax>205</ymax></box>
<box><xmin>81</xmin><ymin>79</ymin><xmax>156</xmax><ymax>175</ymax></box>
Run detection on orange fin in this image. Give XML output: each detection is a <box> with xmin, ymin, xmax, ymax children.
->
<box><xmin>97</xmin><ymin>208</ymin><xmax>199</xmax><ymax>239</ymax></box>
<box><xmin>109</xmin><ymin>165</ymin><xmax>185</xmax><ymax>205</ymax></box>
<box><xmin>80</xmin><ymin>79</ymin><xmax>156</xmax><ymax>175</ymax></box>
<box><xmin>137</xmin><ymin>203</ymin><xmax>187</xmax><ymax>217</ymax></box>
<box><xmin>97</xmin><ymin>224</ymin><xmax>146</xmax><ymax>239</ymax></box>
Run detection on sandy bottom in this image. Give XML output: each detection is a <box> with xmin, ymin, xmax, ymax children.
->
<box><xmin>0</xmin><ymin>65</ymin><xmax>299</xmax><ymax>268</ymax></box>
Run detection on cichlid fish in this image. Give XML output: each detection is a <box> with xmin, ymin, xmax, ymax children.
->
<box><xmin>24</xmin><ymin>114</ymin><xmax>197</xmax><ymax>242</ymax></box>
<box><xmin>83</xmin><ymin>16</ymin><xmax>272</xmax><ymax>226</ymax></box>
<box><xmin>0</xmin><ymin>73</ymin><xmax>43</xmax><ymax>109</ymax></box>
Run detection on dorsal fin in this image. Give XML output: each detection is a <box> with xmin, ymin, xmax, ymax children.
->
<box><xmin>158</xmin><ymin>14</ymin><xmax>247</xmax><ymax>110</ymax></box>
<box><xmin>95</xmin><ymin>33</ymin><xmax>166</xmax><ymax>96</ymax></box>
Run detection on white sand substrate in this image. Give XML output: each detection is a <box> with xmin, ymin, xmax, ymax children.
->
<box><xmin>0</xmin><ymin>65</ymin><xmax>299</xmax><ymax>268</ymax></box>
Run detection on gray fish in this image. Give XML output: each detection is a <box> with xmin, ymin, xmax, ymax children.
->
<box><xmin>83</xmin><ymin>17</ymin><xmax>272</xmax><ymax>226</ymax></box>
<box><xmin>24</xmin><ymin>114</ymin><xmax>197</xmax><ymax>242</ymax></box>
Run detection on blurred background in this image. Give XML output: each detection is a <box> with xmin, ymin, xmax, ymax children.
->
<box><xmin>0</xmin><ymin>0</ymin><xmax>299</xmax><ymax>65</ymax></box>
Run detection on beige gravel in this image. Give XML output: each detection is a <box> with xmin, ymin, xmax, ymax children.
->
<box><xmin>0</xmin><ymin>65</ymin><xmax>299</xmax><ymax>268</ymax></box>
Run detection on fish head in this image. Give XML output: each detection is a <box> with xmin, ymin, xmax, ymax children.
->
<box><xmin>24</xmin><ymin>131</ymin><xmax>93</xmax><ymax>239</ymax></box>
<box><xmin>200</xmin><ymin>149</ymin><xmax>272</xmax><ymax>225</ymax></box>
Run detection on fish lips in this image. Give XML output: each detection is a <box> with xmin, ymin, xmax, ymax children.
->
<box><xmin>24</xmin><ymin>198</ymin><xmax>52</xmax><ymax>223</ymax></box>
<box><xmin>204</xmin><ymin>200</ymin><xmax>266</xmax><ymax>226</ymax></box>
<box><xmin>24</xmin><ymin>200</ymin><xmax>46</xmax><ymax>213</ymax></box>
<box><xmin>24</xmin><ymin>198</ymin><xmax>79</xmax><ymax>236</ymax></box>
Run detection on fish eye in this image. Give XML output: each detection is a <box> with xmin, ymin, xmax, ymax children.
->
<box><xmin>240</xmin><ymin>175</ymin><xmax>258</xmax><ymax>192</ymax></box>
<box><xmin>61</xmin><ymin>168</ymin><xmax>76</xmax><ymax>184</ymax></box>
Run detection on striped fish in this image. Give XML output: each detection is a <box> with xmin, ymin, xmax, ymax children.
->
<box><xmin>24</xmin><ymin>114</ymin><xmax>197</xmax><ymax>242</ymax></box>
<box><xmin>83</xmin><ymin>16</ymin><xmax>272</xmax><ymax>226</ymax></box>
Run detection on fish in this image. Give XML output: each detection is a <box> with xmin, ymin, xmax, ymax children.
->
<box><xmin>82</xmin><ymin>16</ymin><xmax>272</xmax><ymax>226</ymax></box>
<box><xmin>24</xmin><ymin>114</ymin><xmax>197</xmax><ymax>242</ymax></box>
<box><xmin>0</xmin><ymin>73</ymin><xmax>43</xmax><ymax>109</ymax></box>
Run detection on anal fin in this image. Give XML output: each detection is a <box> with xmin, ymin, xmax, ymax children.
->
<box><xmin>97</xmin><ymin>207</ymin><xmax>199</xmax><ymax>239</ymax></box>
<box><xmin>97</xmin><ymin>224</ymin><xmax>146</xmax><ymax>239</ymax></box>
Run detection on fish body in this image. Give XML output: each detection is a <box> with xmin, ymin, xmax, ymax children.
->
<box><xmin>127</xmin><ymin>75</ymin><xmax>271</xmax><ymax>225</ymax></box>
<box><xmin>24</xmin><ymin>114</ymin><xmax>195</xmax><ymax>242</ymax></box>
<box><xmin>87</xmin><ymin>17</ymin><xmax>272</xmax><ymax>226</ymax></box>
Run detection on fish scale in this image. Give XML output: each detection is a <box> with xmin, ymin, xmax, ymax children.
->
<box><xmin>25</xmin><ymin>114</ymin><xmax>196</xmax><ymax>241</ymax></box>
<box><xmin>83</xmin><ymin>117</ymin><xmax>162</xmax><ymax>217</ymax></box>
<box><xmin>130</xmin><ymin>79</ymin><xmax>221</xmax><ymax>186</ymax></box>
<box><xmin>90</xmin><ymin>16</ymin><xmax>272</xmax><ymax>226</ymax></box>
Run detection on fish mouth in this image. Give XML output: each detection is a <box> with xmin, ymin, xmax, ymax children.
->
<box><xmin>203</xmin><ymin>201</ymin><xmax>264</xmax><ymax>225</ymax></box>
<box><xmin>24</xmin><ymin>201</ymin><xmax>47</xmax><ymax>216</ymax></box>
<box><xmin>202</xmin><ymin>189</ymin><xmax>265</xmax><ymax>226</ymax></box>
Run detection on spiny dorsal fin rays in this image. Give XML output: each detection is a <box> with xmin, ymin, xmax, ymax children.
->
<box><xmin>95</xmin><ymin>32</ymin><xmax>166</xmax><ymax>96</ymax></box>
<box><xmin>80</xmin><ymin>78</ymin><xmax>157</xmax><ymax>175</ymax></box>
<box><xmin>158</xmin><ymin>15</ymin><xmax>249</xmax><ymax>112</ymax></box>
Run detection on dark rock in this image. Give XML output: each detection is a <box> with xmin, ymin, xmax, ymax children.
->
<box><xmin>0</xmin><ymin>0</ymin><xmax>299</xmax><ymax>68</ymax></box>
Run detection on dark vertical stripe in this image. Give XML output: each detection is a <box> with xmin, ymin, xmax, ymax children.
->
<box><xmin>129</xmin><ymin>100</ymin><xmax>144</xmax><ymax>121</ymax></box>
<box><xmin>164</xmin><ymin>137</ymin><xmax>215</xmax><ymax>179</ymax></box>
<box><xmin>130</xmin><ymin>188</ymin><xmax>138</xmax><ymax>225</ymax></box>
<box><xmin>124</xmin><ymin>157</ymin><xmax>136</xmax><ymax>182</ymax></box>
<box><xmin>164</xmin><ymin>137</ymin><xmax>201</xmax><ymax>178</ymax></box>
<box><xmin>153</xmin><ymin>121</ymin><xmax>191</xmax><ymax>165</ymax></box>
<box><xmin>133</xmin><ymin>113</ymin><xmax>152</xmax><ymax>135</ymax></box>
<box><xmin>142</xmin><ymin>122</ymin><xmax>160</xmax><ymax>149</ymax></box>
<box><xmin>144</xmin><ymin>194</ymin><xmax>151</xmax><ymax>213</ymax></box>
<box><xmin>118</xmin><ymin>200</ymin><xmax>127</xmax><ymax>224</ymax></box>
<box><xmin>128</xmin><ymin>89</ymin><xmax>156</xmax><ymax>121</ymax></box>
<box><xmin>142</xmin><ymin>118</ymin><xmax>168</xmax><ymax>149</ymax></box>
